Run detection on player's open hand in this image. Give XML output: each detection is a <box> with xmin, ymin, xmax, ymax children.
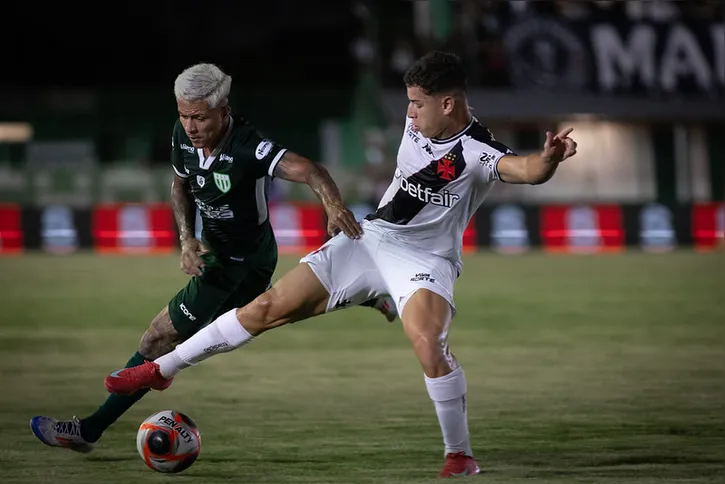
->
<box><xmin>325</xmin><ymin>203</ymin><xmax>363</xmax><ymax>239</ymax></box>
<box><xmin>542</xmin><ymin>127</ymin><xmax>578</xmax><ymax>164</ymax></box>
<box><xmin>180</xmin><ymin>238</ymin><xmax>209</xmax><ymax>277</ymax></box>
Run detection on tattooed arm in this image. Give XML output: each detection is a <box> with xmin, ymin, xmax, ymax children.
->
<box><xmin>171</xmin><ymin>175</ymin><xmax>206</xmax><ymax>276</ymax></box>
<box><xmin>171</xmin><ymin>175</ymin><xmax>195</xmax><ymax>242</ymax></box>
<box><xmin>273</xmin><ymin>152</ymin><xmax>362</xmax><ymax>238</ymax></box>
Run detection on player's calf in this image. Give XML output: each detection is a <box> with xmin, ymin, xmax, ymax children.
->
<box><xmin>82</xmin><ymin>307</ymin><xmax>183</xmax><ymax>438</ymax></box>
<box><xmin>401</xmin><ymin>289</ymin><xmax>476</xmax><ymax>465</ymax></box>
<box><xmin>138</xmin><ymin>307</ymin><xmax>183</xmax><ymax>360</ymax></box>
<box><xmin>241</xmin><ymin>264</ymin><xmax>331</xmax><ymax>335</ymax></box>
<box><xmin>108</xmin><ymin>264</ymin><xmax>331</xmax><ymax>390</ymax></box>
<box><xmin>401</xmin><ymin>291</ymin><xmax>455</xmax><ymax>378</ymax></box>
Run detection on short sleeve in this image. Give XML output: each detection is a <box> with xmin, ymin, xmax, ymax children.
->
<box><xmin>475</xmin><ymin>139</ymin><xmax>515</xmax><ymax>183</ymax></box>
<box><xmin>171</xmin><ymin>122</ymin><xmax>188</xmax><ymax>178</ymax></box>
<box><xmin>244</xmin><ymin>130</ymin><xmax>287</xmax><ymax>179</ymax></box>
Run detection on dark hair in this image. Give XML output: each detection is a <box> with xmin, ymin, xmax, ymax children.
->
<box><xmin>403</xmin><ymin>51</ymin><xmax>467</xmax><ymax>95</ymax></box>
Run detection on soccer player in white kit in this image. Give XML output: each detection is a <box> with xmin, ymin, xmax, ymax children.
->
<box><xmin>106</xmin><ymin>51</ymin><xmax>578</xmax><ymax>477</ymax></box>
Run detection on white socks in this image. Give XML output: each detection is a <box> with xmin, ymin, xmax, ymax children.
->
<box><xmin>155</xmin><ymin>308</ymin><xmax>472</xmax><ymax>457</ymax></box>
<box><xmin>155</xmin><ymin>308</ymin><xmax>253</xmax><ymax>379</ymax></box>
<box><xmin>425</xmin><ymin>366</ymin><xmax>472</xmax><ymax>457</ymax></box>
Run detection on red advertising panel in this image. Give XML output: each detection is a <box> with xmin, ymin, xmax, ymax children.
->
<box><xmin>269</xmin><ymin>203</ymin><xmax>476</xmax><ymax>254</ymax></box>
<box><xmin>0</xmin><ymin>204</ymin><xmax>23</xmax><ymax>255</ymax></box>
<box><xmin>462</xmin><ymin>217</ymin><xmax>477</xmax><ymax>254</ymax></box>
<box><xmin>541</xmin><ymin>205</ymin><xmax>624</xmax><ymax>253</ymax></box>
<box><xmin>269</xmin><ymin>202</ymin><xmax>327</xmax><ymax>254</ymax></box>
<box><xmin>93</xmin><ymin>203</ymin><xmax>176</xmax><ymax>254</ymax></box>
<box><xmin>692</xmin><ymin>203</ymin><xmax>724</xmax><ymax>251</ymax></box>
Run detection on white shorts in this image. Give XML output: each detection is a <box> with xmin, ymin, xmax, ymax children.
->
<box><xmin>300</xmin><ymin>220</ymin><xmax>458</xmax><ymax>316</ymax></box>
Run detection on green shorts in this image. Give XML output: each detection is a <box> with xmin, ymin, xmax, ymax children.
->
<box><xmin>168</xmin><ymin>251</ymin><xmax>276</xmax><ymax>340</ymax></box>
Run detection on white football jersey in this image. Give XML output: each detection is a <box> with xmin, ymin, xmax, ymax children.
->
<box><xmin>366</xmin><ymin>116</ymin><xmax>514</xmax><ymax>271</ymax></box>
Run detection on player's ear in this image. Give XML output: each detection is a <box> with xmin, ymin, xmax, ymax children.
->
<box><xmin>441</xmin><ymin>95</ymin><xmax>454</xmax><ymax>115</ymax></box>
<box><xmin>222</xmin><ymin>105</ymin><xmax>231</xmax><ymax>119</ymax></box>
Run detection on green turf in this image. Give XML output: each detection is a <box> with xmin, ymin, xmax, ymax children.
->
<box><xmin>1</xmin><ymin>251</ymin><xmax>724</xmax><ymax>483</ymax></box>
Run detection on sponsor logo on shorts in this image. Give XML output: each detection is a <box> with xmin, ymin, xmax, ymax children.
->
<box><xmin>410</xmin><ymin>273</ymin><xmax>436</xmax><ymax>283</ymax></box>
<box><xmin>179</xmin><ymin>303</ymin><xmax>196</xmax><ymax>321</ymax></box>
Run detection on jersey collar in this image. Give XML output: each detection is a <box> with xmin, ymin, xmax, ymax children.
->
<box><xmin>430</xmin><ymin>116</ymin><xmax>475</xmax><ymax>145</ymax></box>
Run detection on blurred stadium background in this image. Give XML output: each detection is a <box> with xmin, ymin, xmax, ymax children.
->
<box><xmin>0</xmin><ymin>0</ymin><xmax>722</xmax><ymax>253</ymax></box>
<box><xmin>1</xmin><ymin>1</ymin><xmax>724</xmax><ymax>483</ymax></box>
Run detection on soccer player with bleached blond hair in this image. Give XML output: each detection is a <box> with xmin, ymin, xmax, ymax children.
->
<box><xmin>30</xmin><ymin>63</ymin><xmax>397</xmax><ymax>453</ymax></box>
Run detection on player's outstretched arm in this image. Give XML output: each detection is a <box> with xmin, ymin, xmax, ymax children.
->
<box><xmin>273</xmin><ymin>151</ymin><xmax>363</xmax><ymax>239</ymax></box>
<box><xmin>497</xmin><ymin>127</ymin><xmax>578</xmax><ymax>185</ymax></box>
<box><xmin>171</xmin><ymin>175</ymin><xmax>206</xmax><ymax>276</ymax></box>
<box><xmin>171</xmin><ymin>175</ymin><xmax>195</xmax><ymax>242</ymax></box>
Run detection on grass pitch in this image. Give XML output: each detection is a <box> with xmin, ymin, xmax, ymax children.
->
<box><xmin>0</xmin><ymin>251</ymin><xmax>723</xmax><ymax>483</ymax></box>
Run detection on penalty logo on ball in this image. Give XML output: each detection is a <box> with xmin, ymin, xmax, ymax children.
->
<box><xmin>137</xmin><ymin>410</ymin><xmax>201</xmax><ymax>473</ymax></box>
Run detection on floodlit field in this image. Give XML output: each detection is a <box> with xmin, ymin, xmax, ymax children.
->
<box><xmin>1</xmin><ymin>251</ymin><xmax>723</xmax><ymax>483</ymax></box>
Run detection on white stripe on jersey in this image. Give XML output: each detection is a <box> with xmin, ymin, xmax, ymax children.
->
<box><xmin>367</xmin><ymin>117</ymin><xmax>514</xmax><ymax>271</ymax></box>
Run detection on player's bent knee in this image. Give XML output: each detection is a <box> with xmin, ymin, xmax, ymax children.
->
<box><xmin>408</xmin><ymin>331</ymin><xmax>445</xmax><ymax>359</ymax></box>
<box><xmin>404</xmin><ymin>324</ymin><xmax>455</xmax><ymax>378</ymax></box>
<box><xmin>413</xmin><ymin>342</ymin><xmax>456</xmax><ymax>378</ymax></box>
<box><xmin>237</xmin><ymin>265</ymin><xmax>328</xmax><ymax>335</ymax></box>
<box><xmin>237</xmin><ymin>292</ymin><xmax>284</xmax><ymax>335</ymax></box>
<box><xmin>404</xmin><ymin>318</ymin><xmax>448</xmax><ymax>351</ymax></box>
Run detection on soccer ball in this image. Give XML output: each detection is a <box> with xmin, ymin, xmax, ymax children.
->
<box><xmin>136</xmin><ymin>410</ymin><xmax>201</xmax><ymax>473</ymax></box>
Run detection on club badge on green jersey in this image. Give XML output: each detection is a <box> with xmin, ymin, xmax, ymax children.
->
<box><xmin>213</xmin><ymin>172</ymin><xmax>231</xmax><ymax>193</ymax></box>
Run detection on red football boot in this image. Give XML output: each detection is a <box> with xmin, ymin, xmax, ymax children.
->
<box><xmin>439</xmin><ymin>452</ymin><xmax>480</xmax><ymax>478</ymax></box>
<box><xmin>104</xmin><ymin>361</ymin><xmax>173</xmax><ymax>395</ymax></box>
